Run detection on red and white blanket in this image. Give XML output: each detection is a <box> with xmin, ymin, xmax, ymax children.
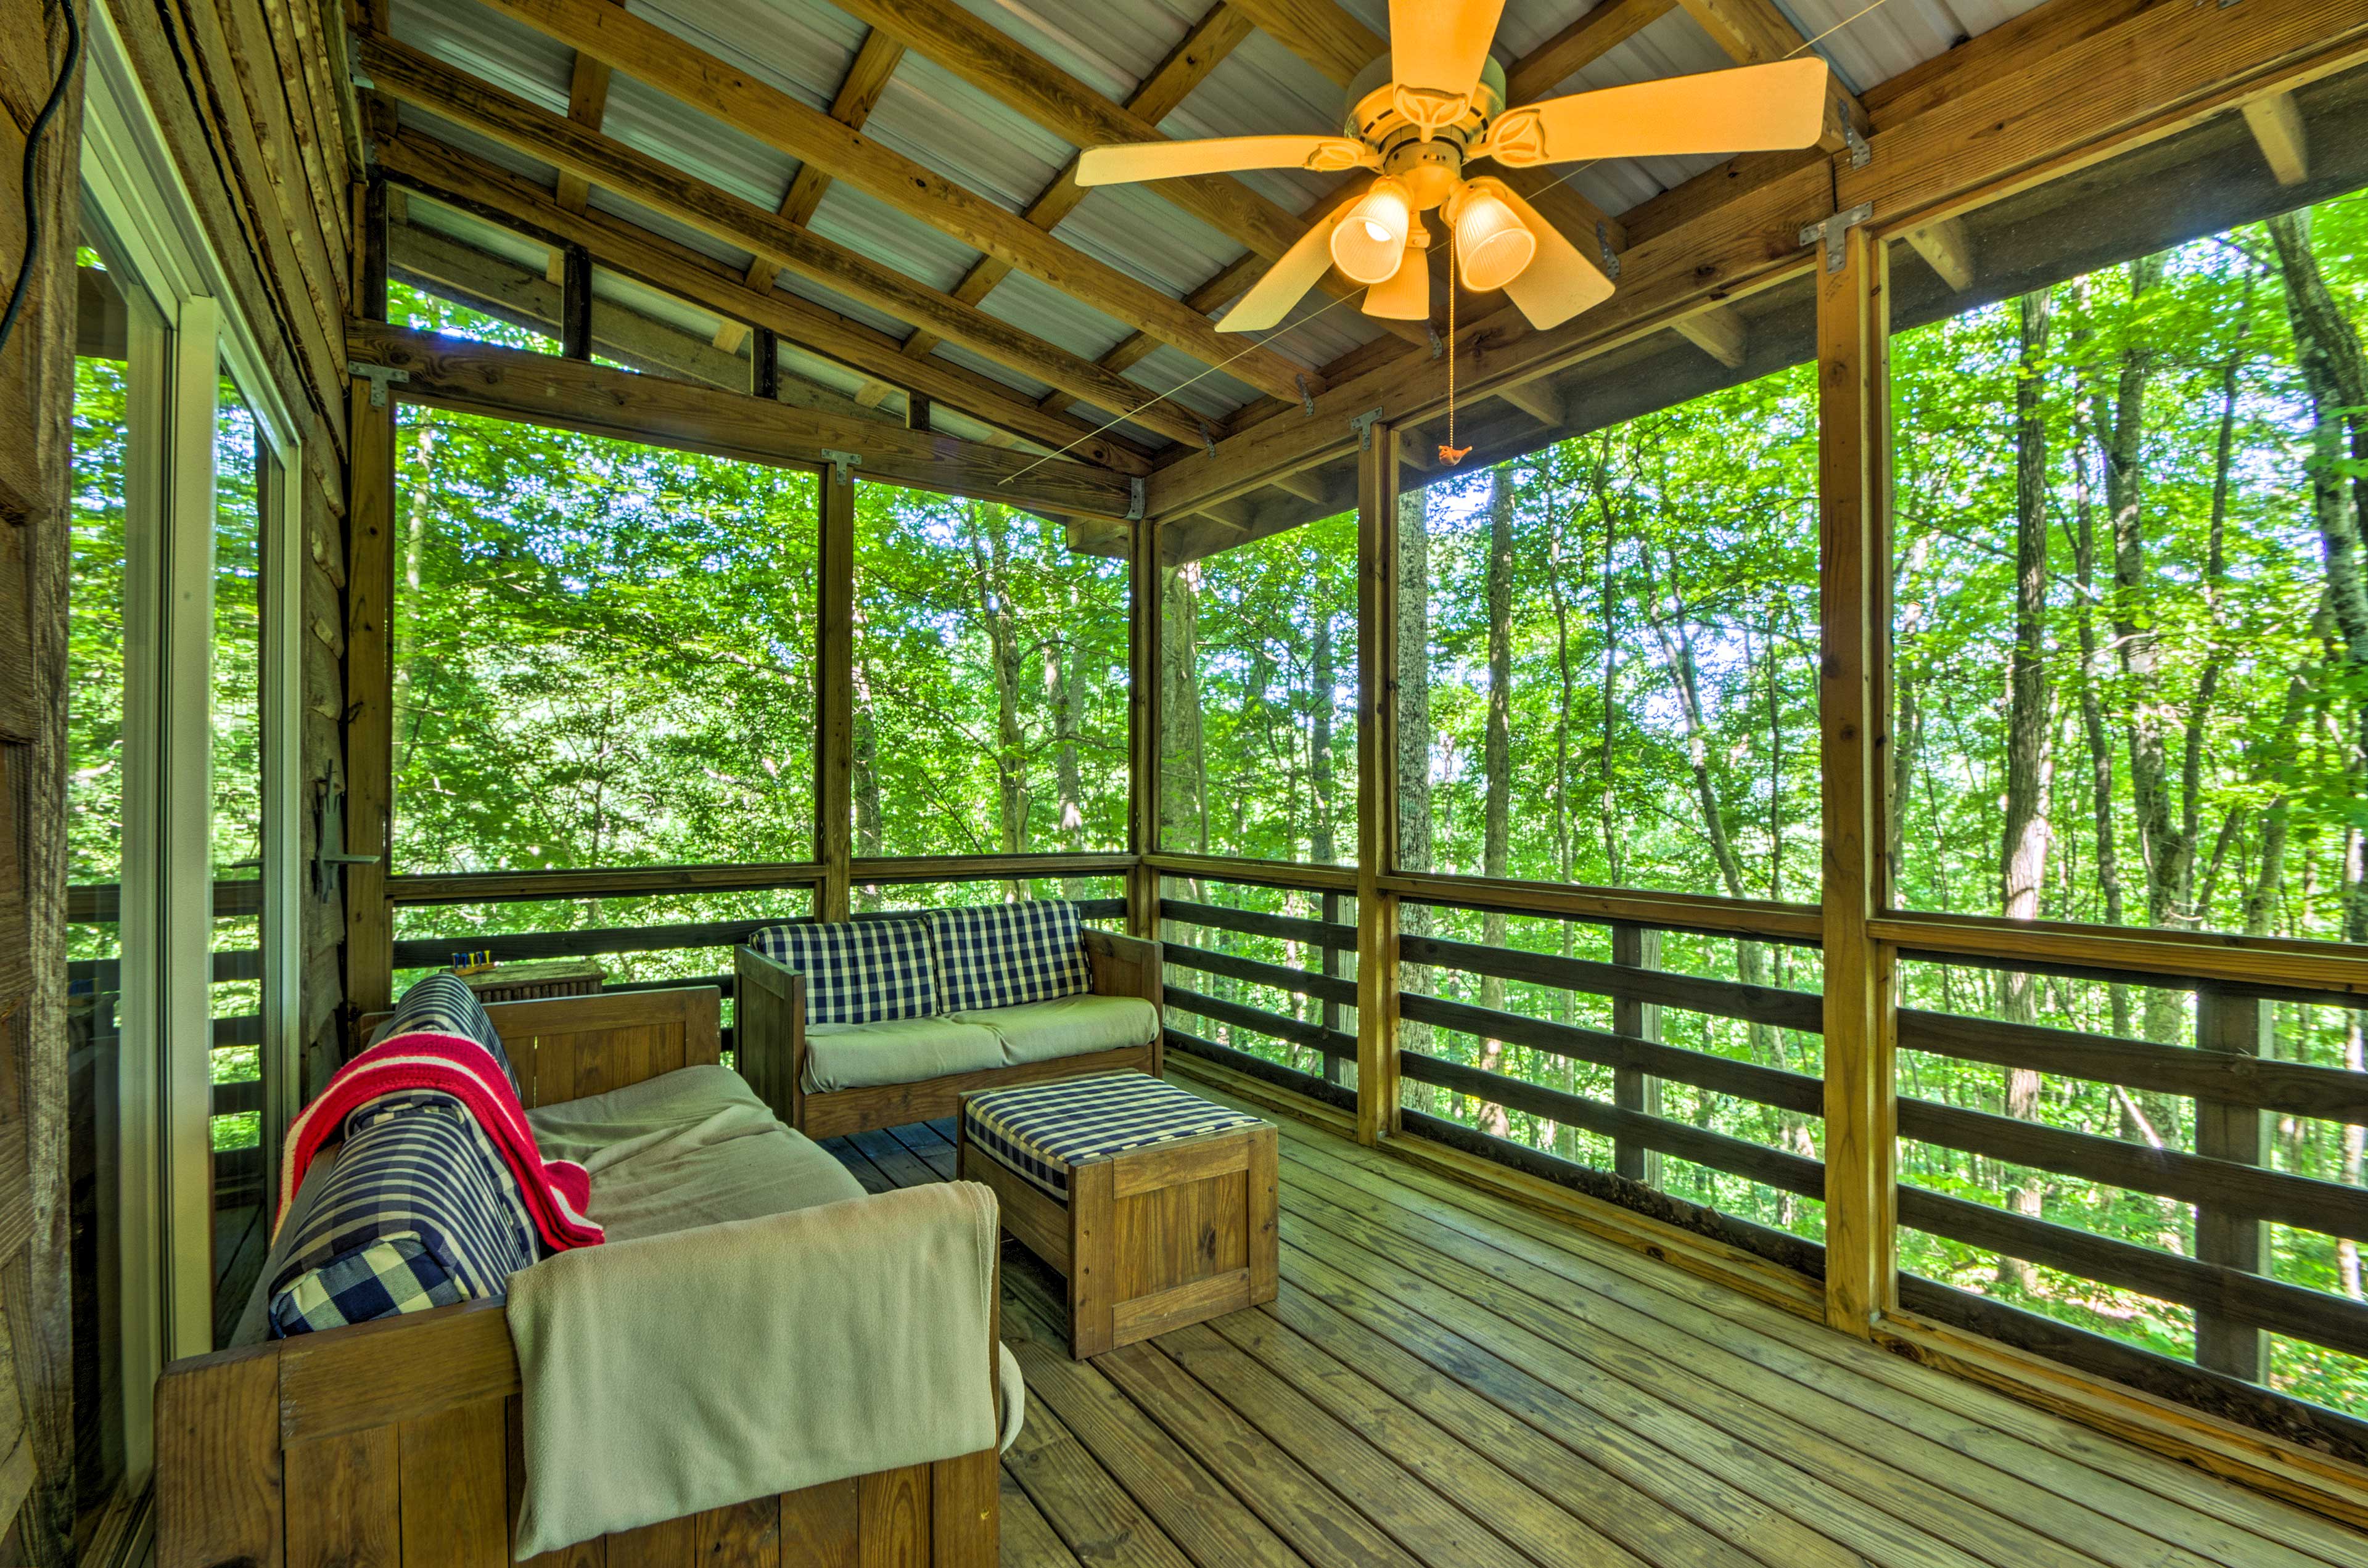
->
<box><xmin>274</xmin><ymin>1031</ymin><xmax>604</xmax><ymax>1253</ymax></box>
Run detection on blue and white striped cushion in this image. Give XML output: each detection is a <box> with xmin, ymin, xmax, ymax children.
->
<box><xmin>385</xmin><ymin>971</ymin><xmax>517</xmax><ymax>1092</ymax></box>
<box><xmin>266</xmin><ymin>1098</ymin><xmax>541</xmax><ymax>1336</ymax></box>
<box><xmin>748</xmin><ymin>918</ymin><xmax>937</xmax><ymax>1025</ymax></box>
<box><xmin>924</xmin><ymin>901</ymin><xmax>1088</xmax><ymax>1014</ymax></box>
<box><xmin>962</xmin><ymin>1072</ymin><xmax>1265</xmax><ymax>1202</ymax></box>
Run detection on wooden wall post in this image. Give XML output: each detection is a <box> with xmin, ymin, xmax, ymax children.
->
<box><xmin>345</xmin><ymin>180</ymin><xmax>397</xmax><ymax>1016</ymax></box>
<box><xmin>1816</xmin><ymin>219</ymin><xmax>1897</xmax><ymax>1337</ymax></box>
<box><xmin>1354</xmin><ymin>422</ymin><xmax>1402</xmax><ymax>1145</ymax></box>
<box><xmin>1611</xmin><ymin>922</ymin><xmax>1663</xmax><ymax>1185</ymax></box>
<box><xmin>559</xmin><ymin>242</ymin><xmax>592</xmax><ymax>359</ymax></box>
<box><xmin>814</xmin><ymin>459</ymin><xmax>856</xmax><ymax>922</ymax></box>
<box><xmin>2193</xmin><ymin>984</ymin><xmax>2271</xmax><ymax>1380</ymax></box>
<box><xmin>1127</xmin><ymin>511</ymin><xmax>1161</xmax><ymax>942</ymax></box>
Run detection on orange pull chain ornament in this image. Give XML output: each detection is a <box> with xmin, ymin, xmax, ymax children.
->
<box><xmin>1438</xmin><ymin>239</ymin><xmax>1471</xmax><ymax>467</ymax></box>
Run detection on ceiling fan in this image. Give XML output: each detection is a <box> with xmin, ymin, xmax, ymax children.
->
<box><xmin>1076</xmin><ymin>0</ymin><xmax>1830</xmax><ymax>334</ymax></box>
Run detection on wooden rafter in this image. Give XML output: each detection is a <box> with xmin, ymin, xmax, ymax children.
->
<box><xmin>906</xmin><ymin>2</ymin><xmax>1259</xmax><ymax>368</ymax></box>
<box><xmin>835</xmin><ymin>0</ymin><xmax>1426</xmax><ymax>353</ymax></box>
<box><xmin>1148</xmin><ymin>0</ymin><xmax>2368</xmax><ymax>522</ymax></box>
<box><xmin>471</xmin><ymin>0</ymin><xmax>1318</xmax><ymax>407</ymax></box>
<box><xmin>350</xmin><ymin>319</ymin><xmax>1139</xmax><ymax>518</ymax></box>
<box><xmin>377</xmin><ymin>129</ymin><xmax>1154</xmax><ymax>472</ymax></box>
<box><xmin>360</xmin><ymin>36</ymin><xmax>1215</xmax><ymax>448</ymax></box>
<box><xmin>550</xmin><ymin>0</ymin><xmax>619</xmax><ymax>213</ymax></box>
<box><xmin>1505</xmin><ymin>0</ymin><xmax>1677</xmax><ymax>104</ymax></box>
<box><xmin>716</xmin><ymin>27</ymin><xmax>907</xmax><ymax>355</ymax></box>
<box><xmin>1070</xmin><ymin>249</ymin><xmax>1271</xmax><ymax>412</ymax></box>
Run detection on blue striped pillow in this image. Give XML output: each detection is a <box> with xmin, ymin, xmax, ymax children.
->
<box><xmin>748</xmin><ymin>919</ymin><xmax>937</xmax><ymax>1025</ymax></box>
<box><xmin>924</xmin><ymin>901</ymin><xmax>1088</xmax><ymax>1014</ymax></box>
<box><xmin>267</xmin><ymin>1096</ymin><xmax>541</xmax><ymax>1336</ymax></box>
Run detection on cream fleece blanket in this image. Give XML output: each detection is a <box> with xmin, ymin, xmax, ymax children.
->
<box><xmin>508</xmin><ymin>1180</ymin><xmax>1001</xmax><ymax>1559</ymax></box>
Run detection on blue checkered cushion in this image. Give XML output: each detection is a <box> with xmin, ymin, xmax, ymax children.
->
<box><xmin>384</xmin><ymin>971</ymin><xmax>517</xmax><ymax>1092</ymax></box>
<box><xmin>925</xmin><ymin>901</ymin><xmax>1088</xmax><ymax>1014</ymax></box>
<box><xmin>266</xmin><ymin>1095</ymin><xmax>541</xmax><ymax>1336</ymax></box>
<box><xmin>962</xmin><ymin>1072</ymin><xmax>1265</xmax><ymax>1202</ymax></box>
<box><xmin>748</xmin><ymin>918</ymin><xmax>937</xmax><ymax>1025</ymax></box>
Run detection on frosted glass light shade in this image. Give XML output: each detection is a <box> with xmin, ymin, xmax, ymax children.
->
<box><xmin>1330</xmin><ymin>180</ymin><xmax>1413</xmax><ymax>285</ymax></box>
<box><xmin>1454</xmin><ymin>186</ymin><xmax>1535</xmax><ymax>292</ymax></box>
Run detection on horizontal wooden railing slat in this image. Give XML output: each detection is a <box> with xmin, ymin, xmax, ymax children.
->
<box><xmin>1400</xmin><ymin>932</ymin><xmax>1825</xmax><ymax>1034</ymax></box>
<box><xmin>1164</xmin><ymin>1028</ymin><xmax>1358</xmax><ymax>1113</ymax></box>
<box><xmin>1158</xmin><ymin>898</ymin><xmax>1357</xmax><ymax>950</ymax></box>
<box><xmin>1161</xmin><ymin>985</ymin><xmax>1355</xmax><ymax>1062</ymax></box>
<box><xmin>1162</xmin><ymin>944</ymin><xmax>1358</xmax><ymax>1008</ymax></box>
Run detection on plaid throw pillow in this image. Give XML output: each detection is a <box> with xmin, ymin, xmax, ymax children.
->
<box><xmin>748</xmin><ymin>919</ymin><xmax>937</xmax><ymax>1025</ymax></box>
<box><xmin>266</xmin><ymin>1098</ymin><xmax>540</xmax><ymax>1336</ymax></box>
<box><xmin>924</xmin><ymin>900</ymin><xmax>1088</xmax><ymax>1014</ymax></box>
<box><xmin>385</xmin><ymin>971</ymin><xmax>517</xmax><ymax>1092</ymax></box>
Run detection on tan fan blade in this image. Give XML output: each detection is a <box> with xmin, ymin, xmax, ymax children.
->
<box><xmin>1465</xmin><ymin>177</ymin><xmax>1614</xmax><ymax>330</ymax></box>
<box><xmin>1077</xmin><ymin>136</ymin><xmax>1372</xmax><ymax>186</ymax></box>
<box><xmin>1479</xmin><ymin>59</ymin><xmax>1829</xmax><ymax>166</ymax></box>
<box><xmin>1217</xmin><ymin>191</ymin><xmax>1367</xmax><ymax>332</ymax></box>
<box><xmin>1389</xmin><ymin>0</ymin><xmax>1506</xmax><ymax>101</ymax></box>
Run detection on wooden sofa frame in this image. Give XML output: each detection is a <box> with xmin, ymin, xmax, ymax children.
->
<box><xmin>156</xmin><ymin>985</ymin><xmax>1001</xmax><ymax>1568</ymax></box>
<box><xmin>737</xmin><ymin>924</ymin><xmax>1164</xmax><ymax>1139</ymax></box>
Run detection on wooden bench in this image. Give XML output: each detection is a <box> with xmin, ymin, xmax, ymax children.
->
<box><xmin>155</xmin><ymin>985</ymin><xmax>1001</xmax><ymax>1568</ymax></box>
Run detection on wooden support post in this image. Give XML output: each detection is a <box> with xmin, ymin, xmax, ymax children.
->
<box><xmin>2193</xmin><ymin>984</ymin><xmax>2271</xmax><ymax>1381</ymax></box>
<box><xmin>1321</xmin><ymin>890</ymin><xmax>1346</xmax><ymax>1088</ymax></box>
<box><xmin>814</xmin><ymin>459</ymin><xmax>856</xmax><ymax>922</ymax></box>
<box><xmin>1354</xmin><ymin>422</ymin><xmax>1402</xmax><ymax>1146</ymax></box>
<box><xmin>1611</xmin><ymin>922</ymin><xmax>1662</xmax><ymax>1185</ymax></box>
<box><xmin>750</xmin><ymin>326</ymin><xmax>779</xmax><ymax>400</ymax></box>
<box><xmin>346</xmin><ymin>183</ymin><xmax>397</xmax><ymax>1017</ymax></box>
<box><xmin>559</xmin><ymin>244</ymin><xmax>593</xmax><ymax>358</ymax></box>
<box><xmin>358</xmin><ymin>169</ymin><xmax>389</xmax><ymax>319</ymax></box>
<box><xmin>1816</xmin><ymin>219</ymin><xmax>1897</xmax><ymax>1338</ymax></box>
<box><xmin>906</xmin><ymin>392</ymin><xmax>931</xmax><ymax>432</ymax></box>
<box><xmin>1127</xmin><ymin>511</ymin><xmax>1161</xmax><ymax>942</ymax></box>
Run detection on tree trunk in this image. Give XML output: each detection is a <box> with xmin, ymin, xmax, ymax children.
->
<box><xmin>1476</xmin><ymin>470</ymin><xmax>1515</xmax><ymax>1135</ymax></box>
<box><xmin>1593</xmin><ymin>451</ymin><xmax>1626</xmax><ymax>887</ymax></box>
<box><xmin>1160</xmin><ymin>562</ymin><xmax>1209</xmax><ymax>855</ymax></box>
<box><xmin>2069</xmin><ymin>395</ymin><xmax>2131</xmax><ymax>1035</ymax></box>
<box><xmin>1043</xmin><ymin>578</ymin><xmax>1090</xmax><ymax>891</ymax></box>
<box><xmin>971</xmin><ymin>519</ymin><xmax>1027</xmax><ymax>857</ymax></box>
<box><xmin>1999</xmin><ymin>288</ymin><xmax>2055</xmax><ymax>1292</ymax></box>
<box><xmin>1310</xmin><ymin>607</ymin><xmax>1336</xmax><ymax>866</ymax></box>
<box><xmin>850</xmin><ymin>601</ymin><xmax>883</xmax><ymax>905</ymax></box>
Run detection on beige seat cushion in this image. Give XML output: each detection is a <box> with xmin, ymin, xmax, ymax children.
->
<box><xmin>802</xmin><ymin>1016</ymin><xmax>1004</xmax><ymax>1094</ymax></box>
<box><xmin>528</xmin><ymin>1064</ymin><xmax>865</xmax><ymax>1241</ymax></box>
<box><xmin>954</xmin><ymin>995</ymin><xmax>1159</xmax><ymax>1067</ymax></box>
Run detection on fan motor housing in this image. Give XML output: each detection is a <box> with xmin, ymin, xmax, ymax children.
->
<box><xmin>1342</xmin><ymin>55</ymin><xmax>1507</xmax><ymax>178</ymax></box>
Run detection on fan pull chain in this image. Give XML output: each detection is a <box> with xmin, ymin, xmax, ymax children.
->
<box><xmin>1439</xmin><ymin>237</ymin><xmax>1471</xmax><ymax>467</ymax></box>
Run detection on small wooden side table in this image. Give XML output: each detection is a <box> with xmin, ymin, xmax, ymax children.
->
<box><xmin>458</xmin><ymin>959</ymin><xmax>606</xmax><ymax>1005</ymax></box>
<box><xmin>958</xmin><ymin>1072</ymin><xmax>1278</xmax><ymax>1359</ymax></box>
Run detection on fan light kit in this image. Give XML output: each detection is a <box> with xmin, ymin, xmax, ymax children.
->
<box><xmin>1077</xmin><ymin>1</ymin><xmax>1832</xmax><ymax>342</ymax></box>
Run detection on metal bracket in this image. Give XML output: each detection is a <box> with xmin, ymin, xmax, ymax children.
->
<box><xmin>347</xmin><ymin>361</ymin><xmax>409</xmax><ymax>409</ymax></box>
<box><xmin>1126</xmin><ymin>477</ymin><xmax>1146</xmax><ymax>522</ymax></box>
<box><xmin>1596</xmin><ymin>221</ymin><xmax>1621</xmax><ymax>280</ymax></box>
<box><xmin>1426</xmin><ymin>324</ymin><xmax>1444</xmax><ymax>359</ymax></box>
<box><xmin>1798</xmin><ymin>202</ymin><xmax>1874</xmax><ymax>274</ymax></box>
<box><xmin>1349</xmin><ymin>408</ymin><xmax>1384</xmax><ymax>451</ymax></box>
<box><xmin>311</xmin><ymin>762</ymin><xmax>381</xmax><ymax>903</ymax></box>
<box><xmin>1295</xmin><ymin>373</ymin><xmax>1317</xmax><ymax>417</ymax></box>
<box><xmin>821</xmin><ymin>448</ymin><xmax>860</xmax><ymax>485</ymax></box>
<box><xmin>349</xmin><ymin>65</ymin><xmax>375</xmax><ymax>92</ymax></box>
<box><xmin>1201</xmin><ymin>427</ymin><xmax>1217</xmax><ymax>459</ymax></box>
<box><xmin>1841</xmin><ymin>119</ymin><xmax>1872</xmax><ymax>170</ymax></box>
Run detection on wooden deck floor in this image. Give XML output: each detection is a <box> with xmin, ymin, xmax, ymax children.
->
<box><xmin>821</xmin><ymin>1080</ymin><xmax>2368</xmax><ymax>1568</ymax></box>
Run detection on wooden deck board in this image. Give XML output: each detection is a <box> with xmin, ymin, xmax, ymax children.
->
<box><xmin>824</xmin><ymin>1080</ymin><xmax>2368</xmax><ymax>1568</ymax></box>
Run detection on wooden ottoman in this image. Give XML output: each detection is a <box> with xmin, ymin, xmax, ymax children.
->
<box><xmin>958</xmin><ymin>1072</ymin><xmax>1278</xmax><ymax>1359</ymax></box>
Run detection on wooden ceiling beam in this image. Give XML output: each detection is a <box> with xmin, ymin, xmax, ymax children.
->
<box><xmin>551</xmin><ymin>0</ymin><xmax>621</xmax><ymax>216</ymax></box>
<box><xmin>1227</xmin><ymin>0</ymin><xmax>1626</xmax><ymax>250</ymax></box>
<box><xmin>376</xmin><ymin>129</ymin><xmax>1154</xmax><ymax>472</ymax></box>
<box><xmin>361</xmin><ymin>36</ymin><xmax>1214</xmax><ymax>448</ymax></box>
<box><xmin>2240</xmin><ymin>90</ymin><xmax>2308</xmax><ymax>184</ymax></box>
<box><xmin>351</xmin><ymin>319</ymin><xmax>1140</xmax><ymax>518</ymax></box>
<box><xmin>717</xmin><ymin>27</ymin><xmax>908</xmax><ymax>352</ymax></box>
<box><xmin>1505</xmin><ymin>0</ymin><xmax>1677</xmax><ymax>104</ymax></box>
<box><xmin>473</xmin><ymin>0</ymin><xmax>1317</xmax><ymax>406</ymax></box>
<box><xmin>843</xmin><ymin>0</ymin><xmax>1424</xmax><ymax>356</ymax></box>
<box><xmin>1671</xmin><ymin>303</ymin><xmax>1747</xmax><ymax>367</ymax></box>
<box><xmin>1149</xmin><ymin>0</ymin><xmax>2368</xmax><ymax>520</ymax></box>
<box><xmin>1902</xmin><ymin>215</ymin><xmax>1975</xmax><ymax>290</ymax></box>
<box><xmin>1672</xmin><ymin>0</ymin><xmax>1872</xmax><ymax>152</ymax></box>
<box><xmin>906</xmin><ymin>2</ymin><xmax>1256</xmax><ymax>366</ymax></box>
<box><xmin>390</xmin><ymin>218</ymin><xmax>905</xmax><ymax>427</ymax></box>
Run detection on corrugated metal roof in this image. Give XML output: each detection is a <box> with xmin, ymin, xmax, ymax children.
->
<box><xmin>389</xmin><ymin>0</ymin><xmax>2048</xmax><ymax>458</ymax></box>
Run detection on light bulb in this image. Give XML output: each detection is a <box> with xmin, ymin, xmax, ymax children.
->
<box><xmin>1453</xmin><ymin>185</ymin><xmax>1536</xmax><ymax>293</ymax></box>
<box><xmin>1330</xmin><ymin>179</ymin><xmax>1412</xmax><ymax>286</ymax></box>
<box><xmin>1363</xmin><ymin>245</ymin><xmax>1431</xmax><ymax>319</ymax></box>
